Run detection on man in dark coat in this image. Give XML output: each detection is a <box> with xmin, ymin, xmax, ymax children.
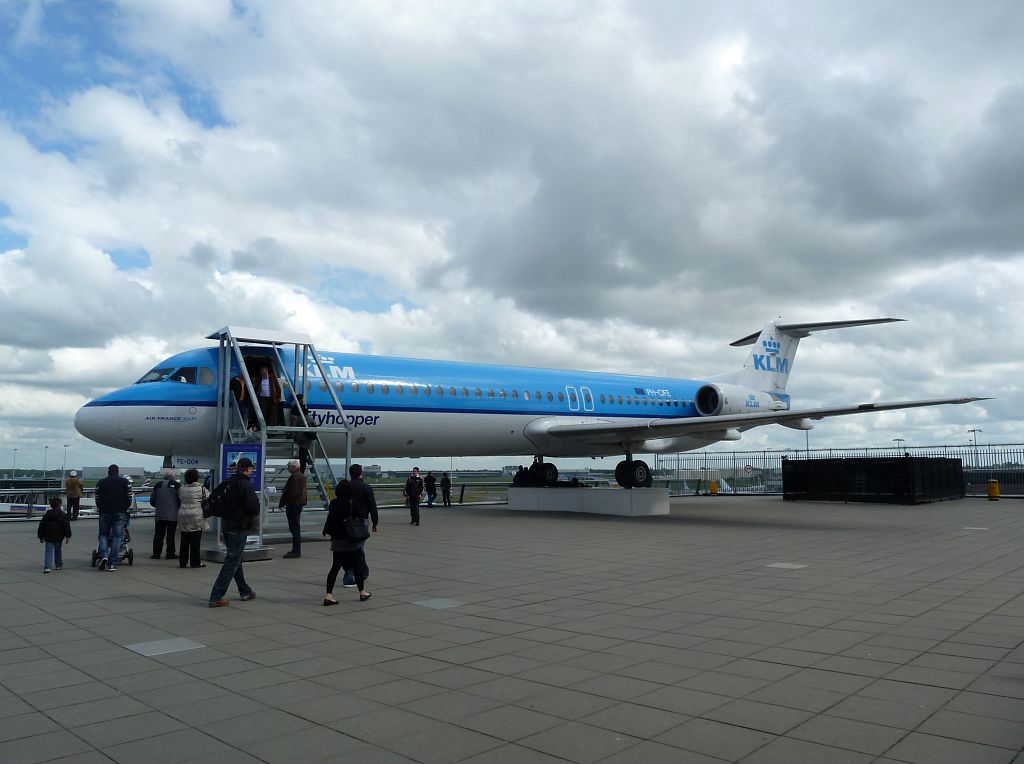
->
<box><xmin>279</xmin><ymin>459</ymin><xmax>307</xmax><ymax>558</ymax></box>
<box><xmin>404</xmin><ymin>467</ymin><xmax>424</xmax><ymax>526</ymax></box>
<box><xmin>95</xmin><ymin>464</ymin><xmax>131</xmax><ymax>571</ymax></box>
<box><xmin>150</xmin><ymin>469</ymin><xmax>181</xmax><ymax>559</ymax></box>
<box><xmin>440</xmin><ymin>472</ymin><xmax>452</xmax><ymax>507</ymax></box>
<box><xmin>208</xmin><ymin>458</ymin><xmax>260</xmax><ymax>607</ymax></box>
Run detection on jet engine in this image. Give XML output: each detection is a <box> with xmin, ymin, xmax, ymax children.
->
<box><xmin>694</xmin><ymin>383</ymin><xmax>787</xmax><ymax>417</ymax></box>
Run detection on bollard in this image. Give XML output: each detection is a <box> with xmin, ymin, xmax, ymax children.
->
<box><xmin>709</xmin><ymin>480</ymin><xmax>718</xmax><ymax>496</ymax></box>
<box><xmin>987</xmin><ymin>479</ymin><xmax>1000</xmax><ymax>501</ymax></box>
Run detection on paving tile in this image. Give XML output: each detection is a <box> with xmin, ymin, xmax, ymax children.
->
<box><xmin>380</xmin><ymin>723</ymin><xmax>504</xmax><ymax>764</ymax></box>
<box><xmin>917</xmin><ymin>709</ymin><xmax>1024</xmax><ymax>750</ymax></box>
<box><xmin>74</xmin><ymin>710</ymin><xmax>188</xmax><ymax>748</ymax></box>
<box><xmin>103</xmin><ymin>727</ymin><xmax>239</xmax><ymax>764</ymax></box>
<box><xmin>741</xmin><ymin>735</ymin><xmax>875</xmax><ymax>763</ymax></box>
<box><xmin>655</xmin><ymin>716</ymin><xmax>775</xmax><ymax>759</ymax></box>
<box><xmin>329</xmin><ymin>707</ymin><xmax>438</xmax><ymax>743</ymax></box>
<box><xmin>0</xmin><ymin>729</ymin><xmax>94</xmax><ymax>763</ymax></box>
<box><xmin>703</xmin><ymin>698</ymin><xmax>814</xmax><ymax>735</ymax></box>
<box><xmin>514</xmin><ymin>687</ymin><xmax>618</xmax><ymax>719</ymax></box>
<box><xmin>787</xmin><ymin>714</ymin><xmax>907</xmax><ymax>755</ymax></box>
<box><xmin>458</xmin><ymin>704</ymin><xmax>564</xmax><ymax>741</ymax></box>
<box><xmin>580</xmin><ymin>702</ymin><xmax>688</xmax><ymax>739</ymax></box>
<box><xmin>517</xmin><ymin>720</ymin><xmax>640</xmax><ymax>763</ymax></box>
<box><xmin>0</xmin><ymin>711</ymin><xmax>62</xmax><ymax>742</ymax></box>
<box><xmin>883</xmin><ymin>731</ymin><xmax>1017</xmax><ymax>764</ymax></box>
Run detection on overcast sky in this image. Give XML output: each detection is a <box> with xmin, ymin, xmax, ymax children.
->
<box><xmin>0</xmin><ymin>0</ymin><xmax>1020</xmax><ymax>474</ymax></box>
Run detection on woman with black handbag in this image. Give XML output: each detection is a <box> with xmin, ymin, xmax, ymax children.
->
<box><xmin>322</xmin><ymin>464</ymin><xmax>378</xmax><ymax>604</ymax></box>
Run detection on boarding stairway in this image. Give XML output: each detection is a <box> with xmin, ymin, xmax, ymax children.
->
<box><xmin>208</xmin><ymin>327</ymin><xmax>353</xmax><ymax>548</ymax></box>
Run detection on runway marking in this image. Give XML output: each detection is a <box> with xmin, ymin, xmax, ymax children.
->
<box><xmin>415</xmin><ymin>598</ymin><xmax>464</xmax><ymax>609</ymax></box>
<box><xmin>766</xmin><ymin>562</ymin><xmax>807</xmax><ymax>569</ymax></box>
<box><xmin>125</xmin><ymin>637</ymin><xmax>205</xmax><ymax>656</ymax></box>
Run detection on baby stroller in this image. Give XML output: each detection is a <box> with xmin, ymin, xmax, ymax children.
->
<box><xmin>91</xmin><ymin>520</ymin><xmax>135</xmax><ymax>567</ymax></box>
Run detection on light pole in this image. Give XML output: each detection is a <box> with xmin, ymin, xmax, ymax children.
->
<box><xmin>43</xmin><ymin>445</ymin><xmax>48</xmax><ymax>480</ymax></box>
<box><xmin>968</xmin><ymin>428</ymin><xmax>982</xmax><ymax>470</ymax></box>
<box><xmin>10</xmin><ymin>448</ymin><xmax>16</xmax><ymax>480</ymax></box>
<box><xmin>893</xmin><ymin>437</ymin><xmax>905</xmax><ymax>452</ymax></box>
<box><xmin>62</xmin><ymin>444</ymin><xmax>69</xmax><ymax>483</ymax></box>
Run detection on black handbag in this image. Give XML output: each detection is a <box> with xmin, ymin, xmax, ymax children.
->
<box><xmin>342</xmin><ymin>514</ymin><xmax>370</xmax><ymax>541</ymax></box>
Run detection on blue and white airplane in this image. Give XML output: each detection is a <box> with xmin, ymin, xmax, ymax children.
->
<box><xmin>75</xmin><ymin>318</ymin><xmax>984</xmax><ymax>487</ymax></box>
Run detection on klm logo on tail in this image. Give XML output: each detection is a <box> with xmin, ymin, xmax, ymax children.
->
<box><xmin>752</xmin><ymin>337</ymin><xmax>788</xmax><ymax>373</ymax></box>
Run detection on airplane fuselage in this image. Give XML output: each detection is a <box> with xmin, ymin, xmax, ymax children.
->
<box><xmin>75</xmin><ymin>346</ymin><xmax>739</xmax><ymax>459</ymax></box>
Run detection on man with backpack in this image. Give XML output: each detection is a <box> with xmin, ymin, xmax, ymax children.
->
<box><xmin>208</xmin><ymin>458</ymin><xmax>260</xmax><ymax>607</ymax></box>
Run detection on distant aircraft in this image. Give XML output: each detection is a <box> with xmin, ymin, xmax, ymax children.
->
<box><xmin>75</xmin><ymin>318</ymin><xmax>985</xmax><ymax>487</ymax></box>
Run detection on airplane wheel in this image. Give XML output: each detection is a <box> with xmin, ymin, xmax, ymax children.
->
<box><xmin>541</xmin><ymin>463</ymin><xmax>558</xmax><ymax>486</ymax></box>
<box><xmin>614</xmin><ymin>460</ymin><xmax>630</xmax><ymax>488</ymax></box>
<box><xmin>631</xmin><ymin>460</ymin><xmax>653</xmax><ymax>488</ymax></box>
<box><xmin>528</xmin><ymin>463</ymin><xmax>543</xmax><ymax>486</ymax></box>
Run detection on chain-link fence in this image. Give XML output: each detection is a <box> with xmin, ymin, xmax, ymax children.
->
<box><xmin>653</xmin><ymin>444</ymin><xmax>1024</xmax><ymax>497</ymax></box>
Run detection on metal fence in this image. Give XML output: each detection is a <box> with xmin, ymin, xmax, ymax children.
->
<box><xmin>653</xmin><ymin>443</ymin><xmax>1024</xmax><ymax>497</ymax></box>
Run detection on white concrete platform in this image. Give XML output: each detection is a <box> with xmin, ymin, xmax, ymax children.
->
<box><xmin>507</xmin><ymin>486</ymin><xmax>670</xmax><ymax>516</ymax></box>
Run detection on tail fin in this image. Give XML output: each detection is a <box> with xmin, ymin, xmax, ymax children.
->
<box><xmin>731</xmin><ymin>318</ymin><xmax>903</xmax><ymax>393</ymax></box>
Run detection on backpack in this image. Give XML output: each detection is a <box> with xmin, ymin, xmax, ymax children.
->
<box><xmin>322</xmin><ymin>480</ymin><xmax>352</xmax><ymax>538</ymax></box>
<box><xmin>204</xmin><ymin>478</ymin><xmax>236</xmax><ymax>518</ymax></box>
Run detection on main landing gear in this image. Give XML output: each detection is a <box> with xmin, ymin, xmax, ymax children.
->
<box><xmin>615</xmin><ymin>459</ymin><xmax>653</xmax><ymax>489</ymax></box>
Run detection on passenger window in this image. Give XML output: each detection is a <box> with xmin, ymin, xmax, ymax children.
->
<box><xmin>642</xmin><ymin>398</ymin><xmax>648</xmax><ymax>406</ymax></box>
<box><xmin>366</xmin><ymin>383</ymin><xmax>375</xmax><ymax>394</ymax></box>
<box><xmin>599</xmin><ymin>394</ymin><xmax>606</xmax><ymax>404</ymax></box>
<box><xmin>462</xmin><ymin>387</ymin><xmax>469</xmax><ymax>397</ymax></box>
<box><xmin>350</xmin><ymin>382</ymin><xmax>360</xmax><ymax>393</ymax></box>
<box><xmin>449</xmin><ymin>386</ymin><xmax>457</xmax><ymax>397</ymax></box>
<box><xmin>411</xmin><ymin>385</ymin><xmax>419</xmax><ymax>395</ymax></box>
<box><xmin>319</xmin><ymin>381</ymin><xmax>327</xmax><ymax>392</ymax></box>
<box><xmin>567</xmin><ymin>389</ymin><xmax>576</xmax><ymax>404</ymax></box>
<box><xmin>423</xmin><ymin>385</ymin><xmax>431</xmax><ymax>396</ymax></box>
<box><xmin>487</xmin><ymin>389</ymin><xmax>495</xmax><ymax>399</ymax></box>
<box><xmin>199</xmin><ymin>367</ymin><xmax>215</xmax><ymax>385</ymax></box>
<box><xmin>436</xmin><ymin>386</ymin><xmax>444</xmax><ymax>396</ymax></box>
<box><xmin>617</xmin><ymin>395</ymin><xmax>623</xmax><ymax>404</ymax></box>
<box><xmin>536</xmin><ymin>391</ymin><xmax>542</xmax><ymax>401</ymax></box>
<box><xmin>475</xmin><ymin>388</ymin><xmax>482</xmax><ymax>398</ymax></box>
<box><xmin>558</xmin><ymin>392</ymin><xmax>565</xmax><ymax>402</ymax></box>
<box><xmin>511</xmin><ymin>390</ymin><xmax>519</xmax><ymax>400</ymax></box>
<box><xmin>336</xmin><ymin>381</ymin><xmax>344</xmax><ymax>392</ymax></box>
<box><xmin>523</xmin><ymin>390</ymin><xmax>531</xmax><ymax>401</ymax></box>
<box><xmin>546</xmin><ymin>392</ymin><xmax>553</xmax><ymax>401</ymax></box>
<box><xmin>625</xmin><ymin>397</ymin><xmax>631</xmax><ymax>406</ymax></box>
<box><xmin>499</xmin><ymin>390</ymin><xmax>507</xmax><ymax>399</ymax></box>
<box><xmin>382</xmin><ymin>383</ymin><xmax>390</xmax><ymax>394</ymax></box>
<box><xmin>396</xmin><ymin>384</ymin><xmax>404</xmax><ymax>395</ymax></box>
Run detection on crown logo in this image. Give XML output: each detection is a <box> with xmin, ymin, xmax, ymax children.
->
<box><xmin>762</xmin><ymin>338</ymin><xmax>781</xmax><ymax>355</ymax></box>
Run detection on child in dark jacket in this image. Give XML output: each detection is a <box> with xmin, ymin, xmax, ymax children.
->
<box><xmin>38</xmin><ymin>497</ymin><xmax>72</xmax><ymax>573</ymax></box>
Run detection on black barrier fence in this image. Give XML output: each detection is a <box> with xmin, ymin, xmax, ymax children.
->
<box><xmin>654</xmin><ymin>444</ymin><xmax>1024</xmax><ymax>497</ymax></box>
<box><xmin>782</xmin><ymin>456</ymin><xmax>964</xmax><ymax>504</ymax></box>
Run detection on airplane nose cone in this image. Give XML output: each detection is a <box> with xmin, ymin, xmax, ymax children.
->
<box><xmin>75</xmin><ymin>401</ymin><xmax>122</xmax><ymax>449</ymax></box>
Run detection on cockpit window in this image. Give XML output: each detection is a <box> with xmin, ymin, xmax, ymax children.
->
<box><xmin>199</xmin><ymin>367</ymin><xmax>215</xmax><ymax>385</ymax></box>
<box><xmin>137</xmin><ymin>367</ymin><xmax>174</xmax><ymax>384</ymax></box>
<box><xmin>171</xmin><ymin>367</ymin><xmax>197</xmax><ymax>384</ymax></box>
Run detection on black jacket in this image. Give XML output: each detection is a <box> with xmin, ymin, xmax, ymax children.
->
<box><xmin>404</xmin><ymin>475</ymin><xmax>423</xmax><ymax>498</ymax></box>
<box><xmin>37</xmin><ymin>508</ymin><xmax>71</xmax><ymax>543</ymax></box>
<box><xmin>95</xmin><ymin>474</ymin><xmax>132</xmax><ymax>514</ymax></box>
<box><xmin>323</xmin><ymin>478</ymin><xmax>378</xmax><ymax>538</ymax></box>
<box><xmin>220</xmin><ymin>473</ymin><xmax>260</xmax><ymax>533</ymax></box>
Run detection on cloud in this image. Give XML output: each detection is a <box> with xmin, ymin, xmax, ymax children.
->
<box><xmin>0</xmin><ymin>0</ymin><xmax>1018</xmax><ymax>469</ymax></box>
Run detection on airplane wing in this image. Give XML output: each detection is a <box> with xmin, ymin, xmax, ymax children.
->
<box><xmin>540</xmin><ymin>397</ymin><xmax>990</xmax><ymax>442</ymax></box>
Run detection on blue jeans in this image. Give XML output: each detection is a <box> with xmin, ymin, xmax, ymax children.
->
<box><xmin>342</xmin><ymin>545</ymin><xmax>369</xmax><ymax>585</ymax></box>
<box><xmin>98</xmin><ymin>513</ymin><xmax>127</xmax><ymax>568</ymax></box>
<box><xmin>43</xmin><ymin>542</ymin><xmax>63</xmax><ymax>570</ymax></box>
<box><xmin>209</xmin><ymin>531</ymin><xmax>254</xmax><ymax>602</ymax></box>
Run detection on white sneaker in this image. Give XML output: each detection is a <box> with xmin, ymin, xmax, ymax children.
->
<box><xmin>43</xmin><ymin>568</ymin><xmax>50</xmax><ymax>574</ymax></box>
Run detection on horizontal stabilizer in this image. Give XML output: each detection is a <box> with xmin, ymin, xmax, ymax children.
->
<box><xmin>730</xmin><ymin>318</ymin><xmax>904</xmax><ymax>347</ymax></box>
